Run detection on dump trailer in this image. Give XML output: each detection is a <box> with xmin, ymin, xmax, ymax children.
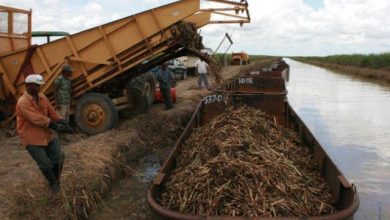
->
<box><xmin>0</xmin><ymin>0</ymin><xmax>250</xmax><ymax>134</ymax></box>
<box><xmin>231</xmin><ymin>51</ymin><xmax>250</xmax><ymax>65</ymax></box>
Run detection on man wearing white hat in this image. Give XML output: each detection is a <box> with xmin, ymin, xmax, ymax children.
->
<box><xmin>16</xmin><ymin>74</ymin><xmax>74</xmax><ymax>193</ymax></box>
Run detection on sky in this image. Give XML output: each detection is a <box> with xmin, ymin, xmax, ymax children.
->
<box><xmin>1</xmin><ymin>0</ymin><xmax>390</xmax><ymax>56</ymax></box>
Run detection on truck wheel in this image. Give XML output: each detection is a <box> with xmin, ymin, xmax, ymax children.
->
<box><xmin>143</xmin><ymin>72</ymin><xmax>156</xmax><ymax>108</ymax></box>
<box><xmin>124</xmin><ymin>72</ymin><xmax>155</xmax><ymax>116</ymax></box>
<box><xmin>75</xmin><ymin>93</ymin><xmax>118</xmax><ymax>135</ymax></box>
<box><xmin>126</xmin><ymin>87</ymin><xmax>149</xmax><ymax>115</ymax></box>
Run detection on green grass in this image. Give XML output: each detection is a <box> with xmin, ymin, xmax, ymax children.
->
<box><xmin>298</xmin><ymin>53</ymin><xmax>390</xmax><ymax>69</ymax></box>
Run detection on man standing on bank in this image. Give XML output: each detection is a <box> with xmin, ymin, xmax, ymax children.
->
<box><xmin>195</xmin><ymin>58</ymin><xmax>210</xmax><ymax>90</ymax></box>
<box><xmin>156</xmin><ymin>63</ymin><xmax>175</xmax><ymax>110</ymax></box>
<box><xmin>16</xmin><ymin>74</ymin><xmax>74</xmax><ymax>193</ymax></box>
<box><xmin>55</xmin><ymin>64</ymin><xmax>73</xmax><ymax>123</ymax></box>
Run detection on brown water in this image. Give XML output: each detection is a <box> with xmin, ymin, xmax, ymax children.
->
<box><xmin>286</xmin><ymin>59</ymin><xmax>390</xmax><ymax>220</ymax></box>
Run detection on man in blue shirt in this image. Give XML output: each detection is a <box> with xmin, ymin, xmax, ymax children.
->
<box><xmin>156</xmin><ymin>63</ymin><xmax>175</xmax><ymax>110</ymax></box>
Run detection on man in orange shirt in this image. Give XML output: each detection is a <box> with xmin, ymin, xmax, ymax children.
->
<box><xmin>16</xmin><ymin>74</ymin><xmax>74</xmax><ymax>193</ymax></box>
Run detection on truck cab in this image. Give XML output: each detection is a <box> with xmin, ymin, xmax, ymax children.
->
<box><xmin>166</xmin><ymin>59</ymin><xmax>188</xmax><ymax>80</ymax></box>
<box><xmin>231</xmin><ymin>51</ymin><xmax>250</xmax><ymax>65</ymax></box>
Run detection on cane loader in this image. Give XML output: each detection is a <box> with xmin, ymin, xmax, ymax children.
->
<box><xmin>0</xmin><ymin>0</ymin><xmax>250</xmax><ymax>134</ymax></box>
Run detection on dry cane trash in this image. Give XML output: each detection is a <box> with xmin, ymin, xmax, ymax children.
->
<box><xmin>159</xmin><ymin>106</ymin><xmax>337</xmax><ymax>217</ymax></box>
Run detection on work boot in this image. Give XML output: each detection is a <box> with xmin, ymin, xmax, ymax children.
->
<box><xmin>40</xmin><ymin>168</ymin><xmax>60</xmax><ymax>193</ymax></box>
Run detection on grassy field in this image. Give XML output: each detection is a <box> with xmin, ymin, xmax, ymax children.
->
<box><xmin>296</xmin><ymin>53</ymin><xmax>390</xmax><ymax>69</ymax></box>
<box><xmin>293</xmin><ymin>53</ymin><xmax>390</xmax><ymax>84</ymax></box>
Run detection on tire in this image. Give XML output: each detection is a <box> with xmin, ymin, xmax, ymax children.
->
<box><xmin>74</xmin><ymin>93</ymin><xmax>118</xmax><ymax>135</ymax></box>
<box><xmin>143</xmin><ymin>72</ymin><xmax>156</xmax><ymax>108</ymax></box>
<box><xmin>126</xmin><ymin>87</ymin><xmax>149</xmax><ymax>115</ymax></box>
<box><xmin>123</xmin><ymin>72</ymin><xmax>156</xmax><ymax>116</ymax></box>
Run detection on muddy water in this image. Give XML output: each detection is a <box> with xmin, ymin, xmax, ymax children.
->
<box><xmin>285</xmin><ymin>58</ymin><xmax>390</xmax><ymax>219</ymax></box>
<box><xmin>89</xmin><ymin>154</ymin><xmax>163</xmax><ymax>220</ymax></box>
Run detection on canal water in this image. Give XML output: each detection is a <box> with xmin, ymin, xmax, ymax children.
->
<box><xmin>285</xmin><ymin>59</ymin><xmax>390</xmax><ymax>219</ymax></box>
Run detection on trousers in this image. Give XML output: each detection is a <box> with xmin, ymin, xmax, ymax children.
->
<box><xmin>27</xmin><ymin>138</ymin><xmax>65</xmax><ymax>170</ymax></box>
<box><xmin>160</xmin><ymin>87</ymin><xmax>173</xmax><ymax>108</ymax></box>
<box><xmin>198</xmin><ymin>73</ymin><xmax>209</xmax><ymax>88</ymax></box>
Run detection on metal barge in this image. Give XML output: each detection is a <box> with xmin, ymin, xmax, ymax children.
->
<box><xmin>147</xmin><ymin>62</ymin><xmax>359</xmax><ymax>219</ymax></box>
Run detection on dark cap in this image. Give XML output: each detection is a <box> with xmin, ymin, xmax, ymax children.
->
<box><xmin>62</xmin><ymin>64</ymin><xmax>73</xmax><ymax>73</ymax></box>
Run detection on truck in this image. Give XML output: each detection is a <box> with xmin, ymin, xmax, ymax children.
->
<box><xmin>177</xmin><ymin>56</ymin><xmax>200</xmax><ymax>76</ymax></box>
<box><xmin>0</xmin><ymin>0</ymin><xmax>250</xmax><ymax>134</ymax></box>
<box><xmin>166</xmin><ymin>58</ymin><xmax>188</xmax><ymax>80</ymax></box>
<box><xmin>231</xmin><ymin>51</ymin><xmax>250</xmax><ymax>65</ymax></box>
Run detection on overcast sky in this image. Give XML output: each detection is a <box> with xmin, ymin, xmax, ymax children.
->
<box><xmin>2</xmin><ymin>0</ymin><xmax>390</xmax><ymax>56</ymax></box>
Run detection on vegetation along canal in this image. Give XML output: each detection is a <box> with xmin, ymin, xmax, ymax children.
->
<box><xmin>286</xmin><ymin>58</ymin><xmax>390</xmax><ymax>219</ymax></box>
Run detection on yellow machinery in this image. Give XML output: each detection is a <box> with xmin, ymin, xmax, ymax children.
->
<box><xmin>0</xmin><ymin>0</ymin><xmax>250</xmax><ymax>134</ymax></box>
<box><xmin>231</xmin><ymin>51</ymin><xmax>250</xmax><ymax>65</ymax></box>
<box><xmin>0</xmin><ymin>5</ymin><xmax>32</xmax><ymax>54</ymax></box>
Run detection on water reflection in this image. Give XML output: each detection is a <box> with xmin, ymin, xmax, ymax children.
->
<box><xmin>285</xmin><ymin>58</ymin><xmax>390</xmax><ymax>219</ymax></box>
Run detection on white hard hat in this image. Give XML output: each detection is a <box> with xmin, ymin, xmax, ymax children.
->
<box><xmin>25</xmin><ymin>74</ymin><xmax>46</xmax><ymax>85</ymax></box>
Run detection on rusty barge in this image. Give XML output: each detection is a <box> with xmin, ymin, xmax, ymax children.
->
<box><xmin>147</xmin><ymin>59</ymin><xmax>359</xmax><ymax>219</ymax></box>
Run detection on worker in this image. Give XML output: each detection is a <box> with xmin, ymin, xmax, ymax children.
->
<box><xmin>194</xmin><ymin>58</ymin><xmax>210</xmax><ymax>90</ymax></box>
<box><xmin>16</xmin><ymin>74</ymin><xmax>74</xmax><ymax>193</ymax></box>
<box><xmin>156</xmin><ymin>63</ymin><xmax>175</xmax><ymax>110</ymax></box>
<box><xmin>55</xmin><ymin>64</ymin><xmax>73</xmax><ymax>123</ymax></box>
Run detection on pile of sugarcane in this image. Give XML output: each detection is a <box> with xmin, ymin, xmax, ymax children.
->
<box><xmin>159</xmin><ymin>106</ymin><xmax>336</xmax><ymax>217</ymax></box>
<box><xmin>177</xmin><ymin>22</ymin><xmax>203</xmax><ymax>49</ymax></box>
